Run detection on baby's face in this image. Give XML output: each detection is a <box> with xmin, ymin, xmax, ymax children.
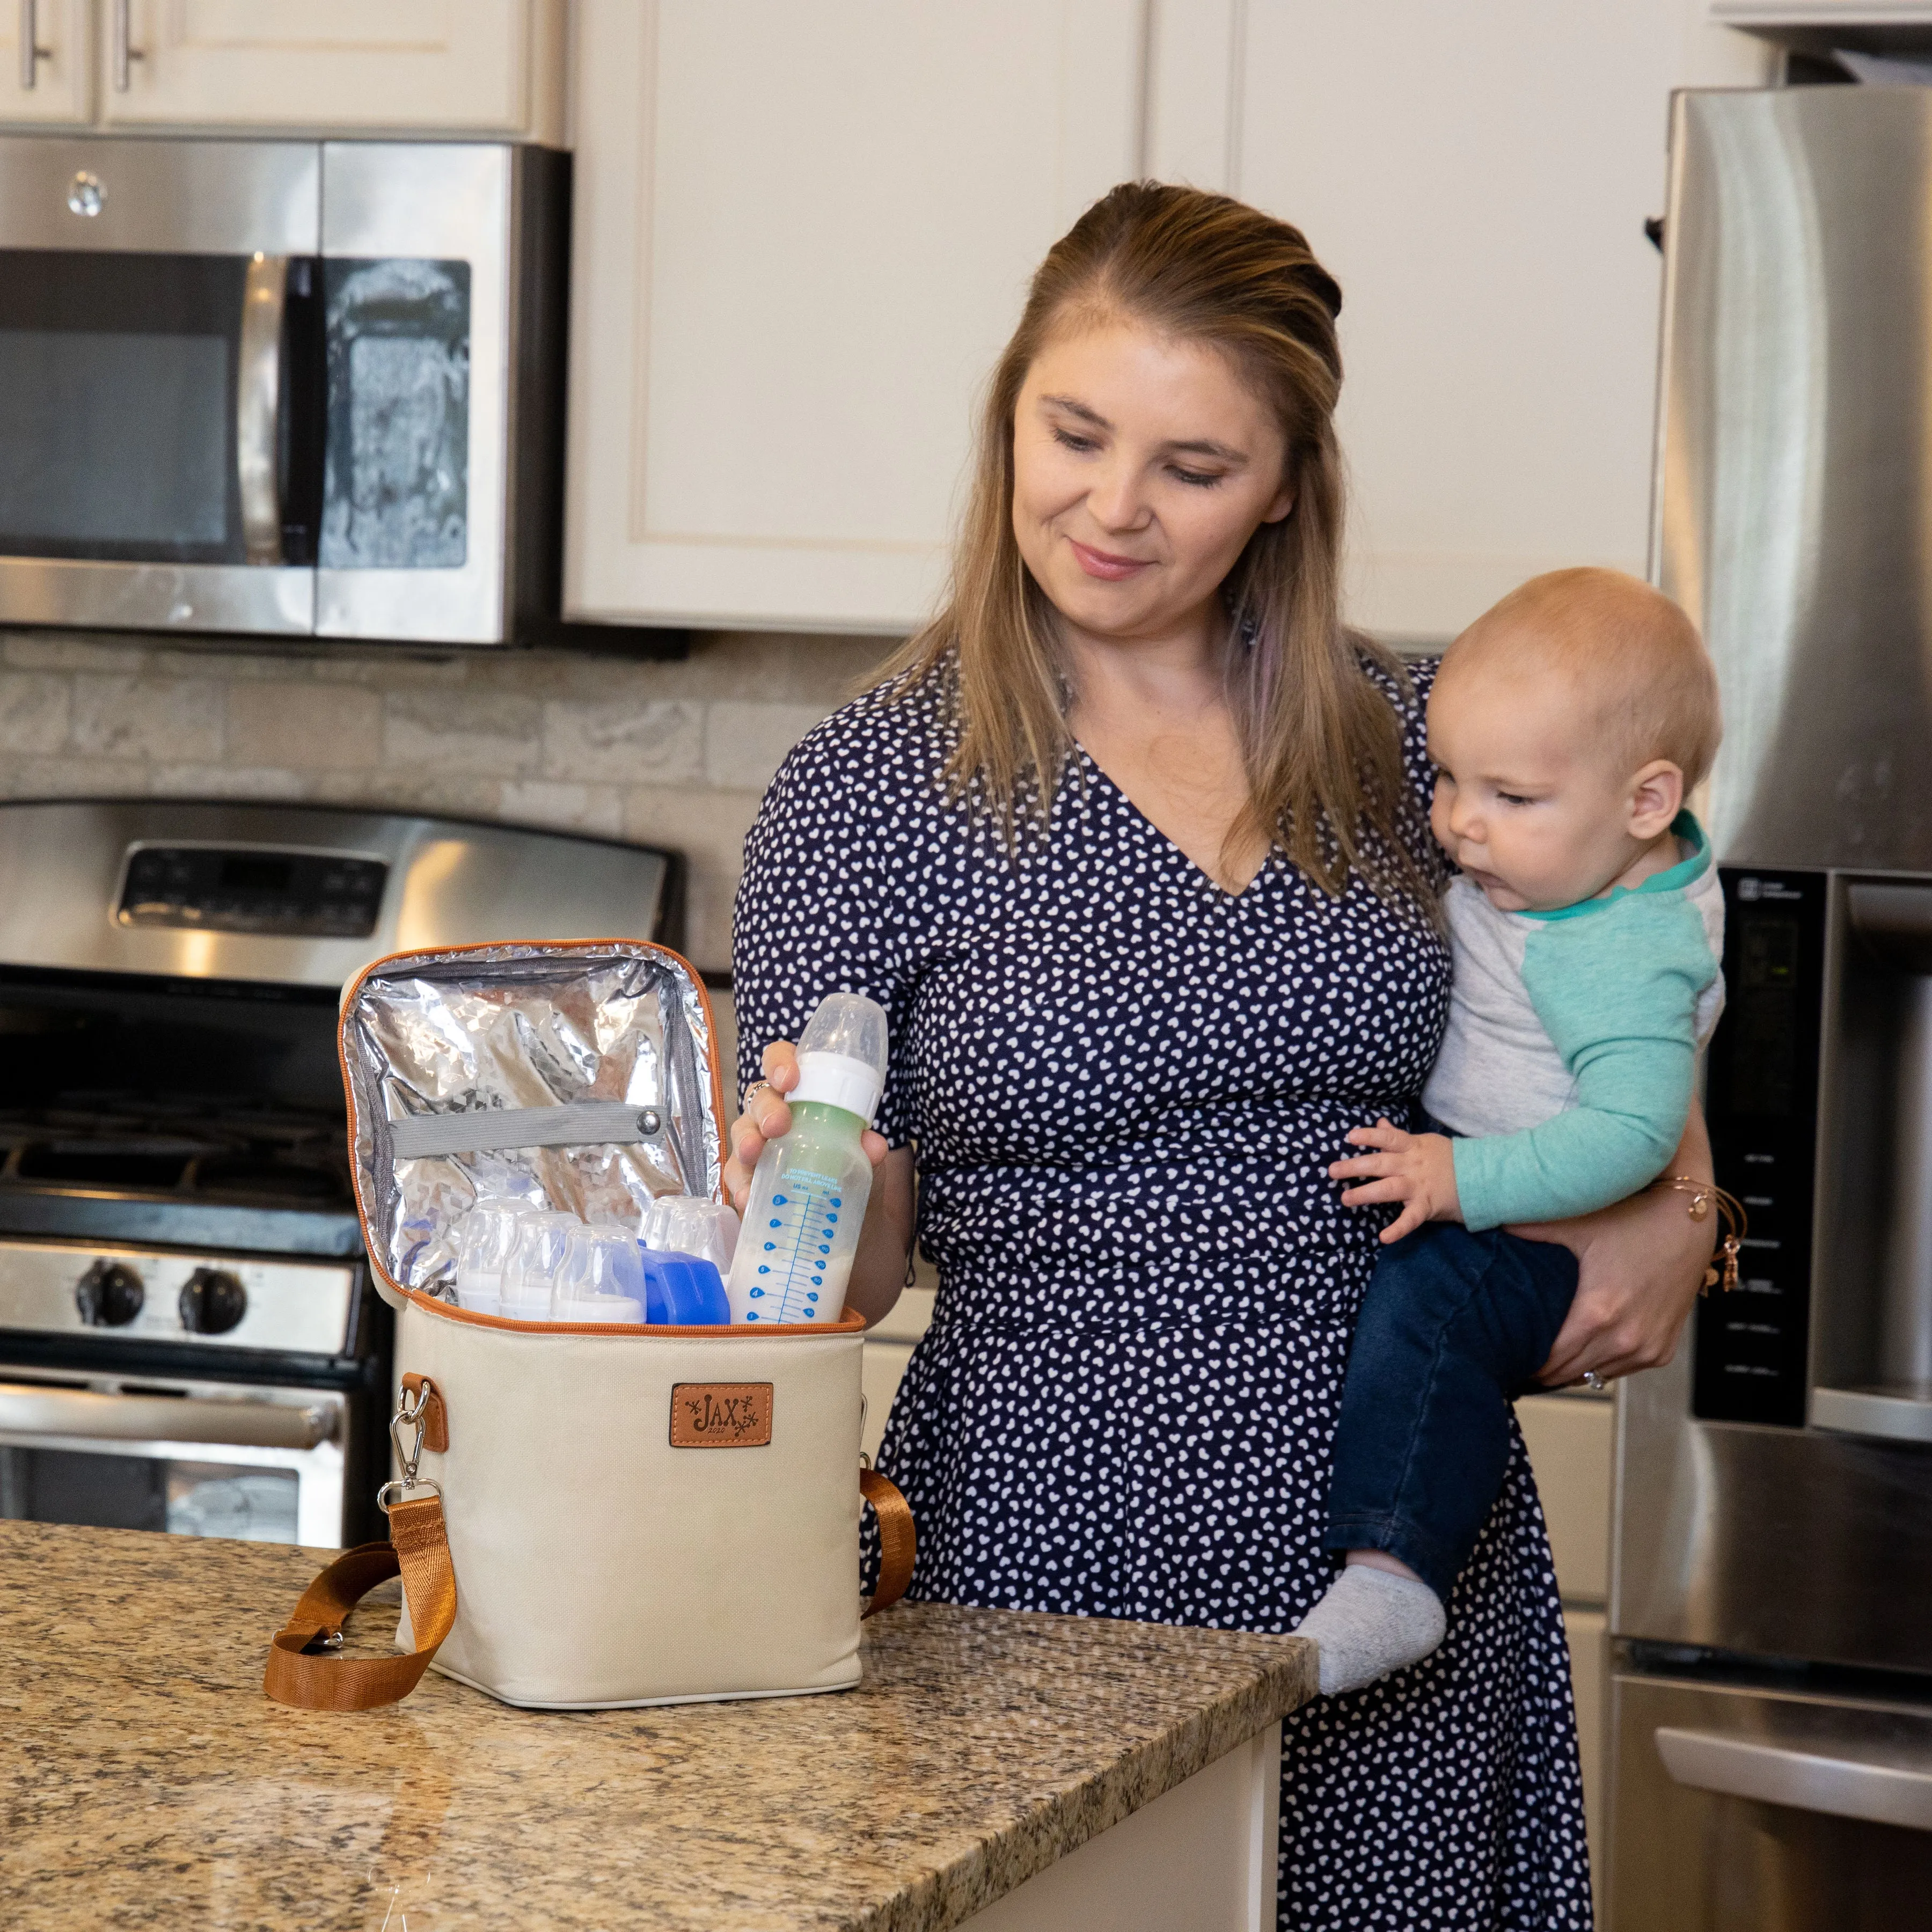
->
<box><xmin>1426</xmin><ymin>657</ymin><xmax>1653</xmax><ymax>912</ymax></box>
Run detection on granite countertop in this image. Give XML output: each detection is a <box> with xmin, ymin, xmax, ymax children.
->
<box><xmin>1</xmin><ymin>1520</ymin><xmax>1314</xmax><ymax>1930</ymax></box>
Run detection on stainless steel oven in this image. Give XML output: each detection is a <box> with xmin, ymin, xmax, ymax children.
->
<box><xmin>0</xmin><ymin>1247</ymin><xmax>367</xmax><ymax>1550</ymax></box>
<box><xmin>0</xmin><ymin>799</ymin><xmax>677</xmax><ymax>1549</ymax></box>
<box><xmin>0</xmin><ymin>135</ymin><xmax>567</xmax><ymax>645</ymax></box>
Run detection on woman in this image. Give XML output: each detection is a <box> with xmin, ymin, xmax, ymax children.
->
<box><xmin>728</xmin><ymin>183</ymin><xmax>1711</xmax><ymax>1929</ymax></box>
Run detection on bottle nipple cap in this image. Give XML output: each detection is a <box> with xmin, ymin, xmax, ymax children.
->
<box><xmin>790</xmin><ymin>991</ymin><xmax>889</xmax><ymax>1125</ymax></box>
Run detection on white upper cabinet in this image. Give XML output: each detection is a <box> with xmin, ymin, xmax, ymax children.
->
<box><xmin>1218</xmin><ymin>0</ymin><xmax>1774</xmax><ymax>642</ymax></box>
<box><xmin>566</xmin><ymin>0</ymin><xmax>1783</xmax><ymax>639</ymax></box>
<box><xmin>0</xmin><ymin>0</ymin><xmax>564</xmax><ymax>137</ymax></box>
<box><xmin>565</xmin><ymin>0</ymin><xmax>1145</xmax><ymax>633</ymax></box>
<box><xmin>100</xmin><ymin>0</ymin><xmax>564</xmax><ymax>136</ymax></box>
<box><xmin>0</xmin><ymin>0</ymin><xmax>93</xmax><ymax>123</ymax></box>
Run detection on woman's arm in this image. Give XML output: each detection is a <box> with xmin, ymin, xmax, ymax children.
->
<box><xmin>724</xmin><ymin>1040</ymin><xmax>916</xmax><ymax>1328</ymax></box>
<box><xmin>1512</xmin><ymin>1102</ymin><xmax>1715</xmax><ymax>1386</ymax></box>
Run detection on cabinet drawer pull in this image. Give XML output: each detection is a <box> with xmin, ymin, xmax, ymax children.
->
<box><xmin>112</xmin><ymin>0</ymin><xmax>144</xmax><ymax>92</ymax></box>
<box><xmin>19</xmin><ymin>0</ymin><xmax>50</xmax><ymax>91</ymax></box>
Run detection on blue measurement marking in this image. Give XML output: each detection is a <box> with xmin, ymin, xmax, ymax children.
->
<box><xmin>755</xmin><ymin>1167</ymin><xmax>846</xmax><ymax>1321</ymax></box>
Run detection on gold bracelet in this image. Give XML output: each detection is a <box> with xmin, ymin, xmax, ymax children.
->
<box><xmin>1649</xmin><ymin>1174</ymin><xmax>1747</xmax><ymax>1295</ymax></box>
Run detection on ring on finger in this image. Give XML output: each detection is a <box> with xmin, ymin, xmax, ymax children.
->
<box><xmin>743</xmin><ymin>1079</ymin><xmax>773</xmax><ymax>1112</ymax></box>
<box><xmin>1582</xmin><ymin>1369</ymin><xmax>1607</xmax><ymax>1392</ymax></box>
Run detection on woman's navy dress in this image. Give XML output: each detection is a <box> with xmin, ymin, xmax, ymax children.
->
<box><xmin>733</xmin><ymin>660</ymin><xmax>1592</xmax><ymax>1930</ymax></box>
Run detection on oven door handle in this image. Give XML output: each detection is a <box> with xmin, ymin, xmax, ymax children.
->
<box><xmin>238</xmin><ymin>253</ymin><xmax>289</xmax><ymax>567</ymax></box>
<box><xmin>1657</xmin><ymin>1726</ymin><xmax>1932</xmax><ymax>1831</ymax></box>
<box><xmin>0</xmin><ymin>1382</ymin><xmax>334</xmax><ymax>1451</ymax></box>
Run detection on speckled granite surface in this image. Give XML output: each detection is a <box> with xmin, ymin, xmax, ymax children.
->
<box><xmin>1</xmin><ymin>1520</ymin><xmax>1314</xmax><ymax>1930</ymax></box>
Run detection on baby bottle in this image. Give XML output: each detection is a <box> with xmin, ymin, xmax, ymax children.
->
<box><xmin>453</xmin><ymin>1198</ymin><xmax>525</xmax><ymax>1316</ymax></box>
<box><xmin>638</xmin><ymin>1195</ymin><xmax>734</xmax><ymax>1324</ymax></box>
<box><xmin>552</xmin><ymin>1224</ymin><xmax>645</xmax><ymax>1324</ymax></box>
<box><xmin>643</xmin><ymin>1194</ymin><xmax>741</xmax><ymax>1275</ymax></box>
<box><xmin>726</xmin><ymin>992</ymin><xmax>887</xmax><ymax>1324</ymax></box>
<box><xmin>501</xmin><ymin>1210</ymin><xmax>579</xmax><ymax>1322</ymax></box>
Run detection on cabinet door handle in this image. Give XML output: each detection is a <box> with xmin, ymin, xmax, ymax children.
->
<box><xmin>238</xmin><ymin>253</ymin><xmax>289</xmax><ymax>566</ymax></box>
<box><xmin>1656</xmin><ymin>1726</ymin><xmax>1932</xmax><ymax>1831</ymax></box>
<box><xmin>112</xmin><ymin>0</ymin><xmax>144</xmax><ymax>91</ymax></box>
<box><xmin>18</xmin><ymin>0</ymin><xmax>50</xmax><ymax>91</ymax></box>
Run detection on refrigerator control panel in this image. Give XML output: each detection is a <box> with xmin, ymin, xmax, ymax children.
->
<box><xmin>1695</xmin><ymin>867</ymin><xmax>1825</xmax><ymax>1427</ymax></box>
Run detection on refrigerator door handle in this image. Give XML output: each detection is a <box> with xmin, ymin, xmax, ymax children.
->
<box><xmin>1657</xmin><ymin>1726</ymin><xmax>1932</xmax><ymax>1831</ymax></box>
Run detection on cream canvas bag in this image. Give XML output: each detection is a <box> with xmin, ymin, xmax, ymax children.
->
<box><xmin>261</xmin><ymin>939</ymin><xmax>913</xmax><ymax>1714</ymax></box>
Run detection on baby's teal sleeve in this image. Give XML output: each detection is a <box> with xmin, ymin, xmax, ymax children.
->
<box><xmin>1450</xmin><ymin>895</ymin><xmax>1717</xmax><ymax>1231</ymax></box>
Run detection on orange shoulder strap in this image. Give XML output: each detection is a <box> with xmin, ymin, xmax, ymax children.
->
<box><xmin>262</xmin><ymin>1491</ymin><xmax>457</xmax><ymax>1711</ymax></box>
<box><xmin>861</xmin><ymin>1466</ymin><xmax>916</xmax><ymax>1616</ymax></box>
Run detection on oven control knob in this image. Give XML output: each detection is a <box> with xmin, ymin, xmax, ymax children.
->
<box><xmin>75</xmin><ymin>1260</ymin><xmax>144</xmax><ymax>1328</ymax></box>
<box><xmin>179</xmin><ymin>1268</ymin><xmax>248</xmax><ymax>1336</ymax></box>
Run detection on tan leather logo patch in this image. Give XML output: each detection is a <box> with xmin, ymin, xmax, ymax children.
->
<box><xmin>670</xmin><ymin>1382</ymin><xmax>773</xmax><ymax>1447</ymax></box>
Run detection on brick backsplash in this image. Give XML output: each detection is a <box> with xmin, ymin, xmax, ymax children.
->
<box><xmin>0</xmin><ymin>628</ymin><xmax>898</xmax><ymax>973</ymax></box>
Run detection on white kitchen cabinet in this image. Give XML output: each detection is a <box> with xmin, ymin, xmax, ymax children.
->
<box><xmin>1162</xmin><ymin>0</ymin><xmax>1775</xmax><ymax>642</ymax></box>
<box><xmin>1519</xmin><ymin>1386</ymin><xmax>1614</xmax><ymax>1905</ymax></box>
<box><xmin>1564</xmin><ymin>1606</ymin><xmax>1609</xmax><ymax>1891</ymax></box>
<box><xmin>567</xmin><ymin>0</ymin><xmax>1779</xmax><ymax>637</ymax></box>
<box><xmin>1517</xmin><ymin>1386</ymin><xmax>1613</xmax><ymax>1604</ymax></box>
<box><xmin>69</xmin><ymin>0</ymin><xmax>563</xmax><ymax>138</ymax></box>
<box><xmin>565</xmin><ymin>0</ymin><xmax>1146</xmax><ymax>632</ymax></box>
<box><xmin>0</xmin><ymin>0</ymin><xmax>92</xmax><ymax>122</ymax></box>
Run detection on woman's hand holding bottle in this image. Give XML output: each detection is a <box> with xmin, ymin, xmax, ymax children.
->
<box><xmin>725</xmin><ymin>1028</ymin><xmax>911</xmax><ymax>1328</ymax></box>
<box><xmin>724</xmin><ymin>1039</ymin><xmax>890</xmax><ymax>1213</ymax></box>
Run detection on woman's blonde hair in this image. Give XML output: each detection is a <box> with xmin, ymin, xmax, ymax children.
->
<box><xmin>884</xmin><ymin>179</ymin><xmax>1424</xmax><ymax>902</ymax></box>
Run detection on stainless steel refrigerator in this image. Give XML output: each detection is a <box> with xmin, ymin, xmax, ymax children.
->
<box><xmin>1611</xmin><ymin>82</ymin><xmax>1932</xmax><ymax>1928</ymax></box>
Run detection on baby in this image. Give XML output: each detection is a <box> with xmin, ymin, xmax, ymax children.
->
<box><xmin>1299</xmin><ymin>567</ymin><xmax>1725</xmax><ymax>1695</ymax></box>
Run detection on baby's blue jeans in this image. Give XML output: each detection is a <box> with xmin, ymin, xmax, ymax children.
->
<box><xmin>1323</xmin><ymin>1220</ymin><xmax>1579</xmax><ymax>1602</ymax></box>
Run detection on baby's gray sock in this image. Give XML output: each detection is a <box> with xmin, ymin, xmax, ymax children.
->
<box><xmin>1296</xmin><ymin>1564</ymin><xmax>1447</xmax><ymax>1695</ymax></box>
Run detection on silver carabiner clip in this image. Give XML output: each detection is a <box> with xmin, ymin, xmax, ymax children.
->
<box><xmin>380</xmin><ymin>1384</ymin><xmax>442</xmax><ymax>1514</ymax></box>
<box><xmin>389</xmin><ymin>1385</ymin><xmax>428</xmax><ymax>1488</ymax></box>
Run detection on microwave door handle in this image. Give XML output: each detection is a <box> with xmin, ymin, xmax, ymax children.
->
<box><xmin>0</xmin><ymin>1381</ymin><xmax>334</xmax><ymax>1451</ymax></box>
<box><xmin>1656</xmin><ymin>1726</ymin><xmax>1932</xmax><ymax>1832</ymax></box>
<box><xmin>237</xmin><ymin>253</ymin><xmax>289</xmax><ymax>566</ymax></box>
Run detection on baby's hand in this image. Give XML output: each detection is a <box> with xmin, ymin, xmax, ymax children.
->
<box><xmin>1328</xmin><ymin>1119</ymin><xmax>1462</xmax><ymax>1245</ymax></box>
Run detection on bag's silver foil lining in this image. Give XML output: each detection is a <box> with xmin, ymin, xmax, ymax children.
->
<box><xmin>341</xmin><ymin>944</ymin><xmax>721</xmax><ymax>1298</ymax></box>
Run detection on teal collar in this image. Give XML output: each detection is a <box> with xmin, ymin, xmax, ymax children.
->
<box><xmin>1518</xmin><ymin>810</ymin><xmax>1710</xmax><ymax>923</ymax></box>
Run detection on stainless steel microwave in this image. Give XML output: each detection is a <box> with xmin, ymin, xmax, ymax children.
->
<box><xmin>0</xmin><ymin>136</ymin><xmax>567</xmax><ymax>646</ymax></box>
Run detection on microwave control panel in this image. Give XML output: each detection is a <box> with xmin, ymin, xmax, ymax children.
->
<box><xmin>1695</xmin><ymin>866</ymin><xmax>1826</xmax><ymax>1427</ymax></box>
<box><xmin>115</xmin><ymin>844</ymin><xmax>387</xmax><ymax>939</ymax></box>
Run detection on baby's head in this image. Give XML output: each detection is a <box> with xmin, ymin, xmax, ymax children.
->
<box><xmin>1428</xmin><ymin>568</ymin><xmax>1720</xmax><ymax>912</ymax></box>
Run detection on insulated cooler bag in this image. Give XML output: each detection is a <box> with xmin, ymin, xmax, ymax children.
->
<box><xmin>262</xmin><ymin>939</ymin><xmax>912</xmax><ymax>1713</ymax></box>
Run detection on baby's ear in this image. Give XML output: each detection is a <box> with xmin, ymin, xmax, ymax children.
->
<box><xmin>1627</xmin><ymin>759</ymin><xmax>1684</xmax><ymax>839</ymax></box>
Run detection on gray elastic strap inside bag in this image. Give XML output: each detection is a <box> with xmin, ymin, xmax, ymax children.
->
<box><xmin>387</xmin><ymin>1102</ymin><xmax>665</xmax><ymax>1160</ymax></box>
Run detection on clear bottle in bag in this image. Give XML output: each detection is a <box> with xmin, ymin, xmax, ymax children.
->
<box><xmin>553</xmin><ymin>1223</ymin><xmax>645</xmax><ymax>1323</ymax></box>
<box><xmin>726</xmin><ymin>992</ymin><xmax>888</xmax><ymax>1324</ymax></box>
<box><xmin>642</xmin><ymin>1194</ymin><xmax>741</xmax><ymax>1275</ymax></box>
<box><xmin>453</xmin><ymin>1198</ymin><xmax>528</xmax><ymax>1316</ymax></box>
<box><xmin>501</xmin><ymin>1210</ymin><xmax>580</xmax><ymax>1322</ymax></box>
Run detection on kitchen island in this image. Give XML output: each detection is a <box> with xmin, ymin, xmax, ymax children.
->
<box><xmin>1</xmin><ymin>1520</ymin><xmax>1314</xmax><ymax>1930</ymax></box>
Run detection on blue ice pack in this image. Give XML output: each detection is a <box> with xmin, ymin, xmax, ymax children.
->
<box><xmin>640</xmin><ymin>1248</ymin><xmax>730</xmax><ymax>1326</ymax></box>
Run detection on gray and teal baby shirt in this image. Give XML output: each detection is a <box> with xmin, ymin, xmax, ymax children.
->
<box><xmin>1420</xmin><ymin>811</ymin><xmax>1726</xmax><ymax>1232</ymax></box>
